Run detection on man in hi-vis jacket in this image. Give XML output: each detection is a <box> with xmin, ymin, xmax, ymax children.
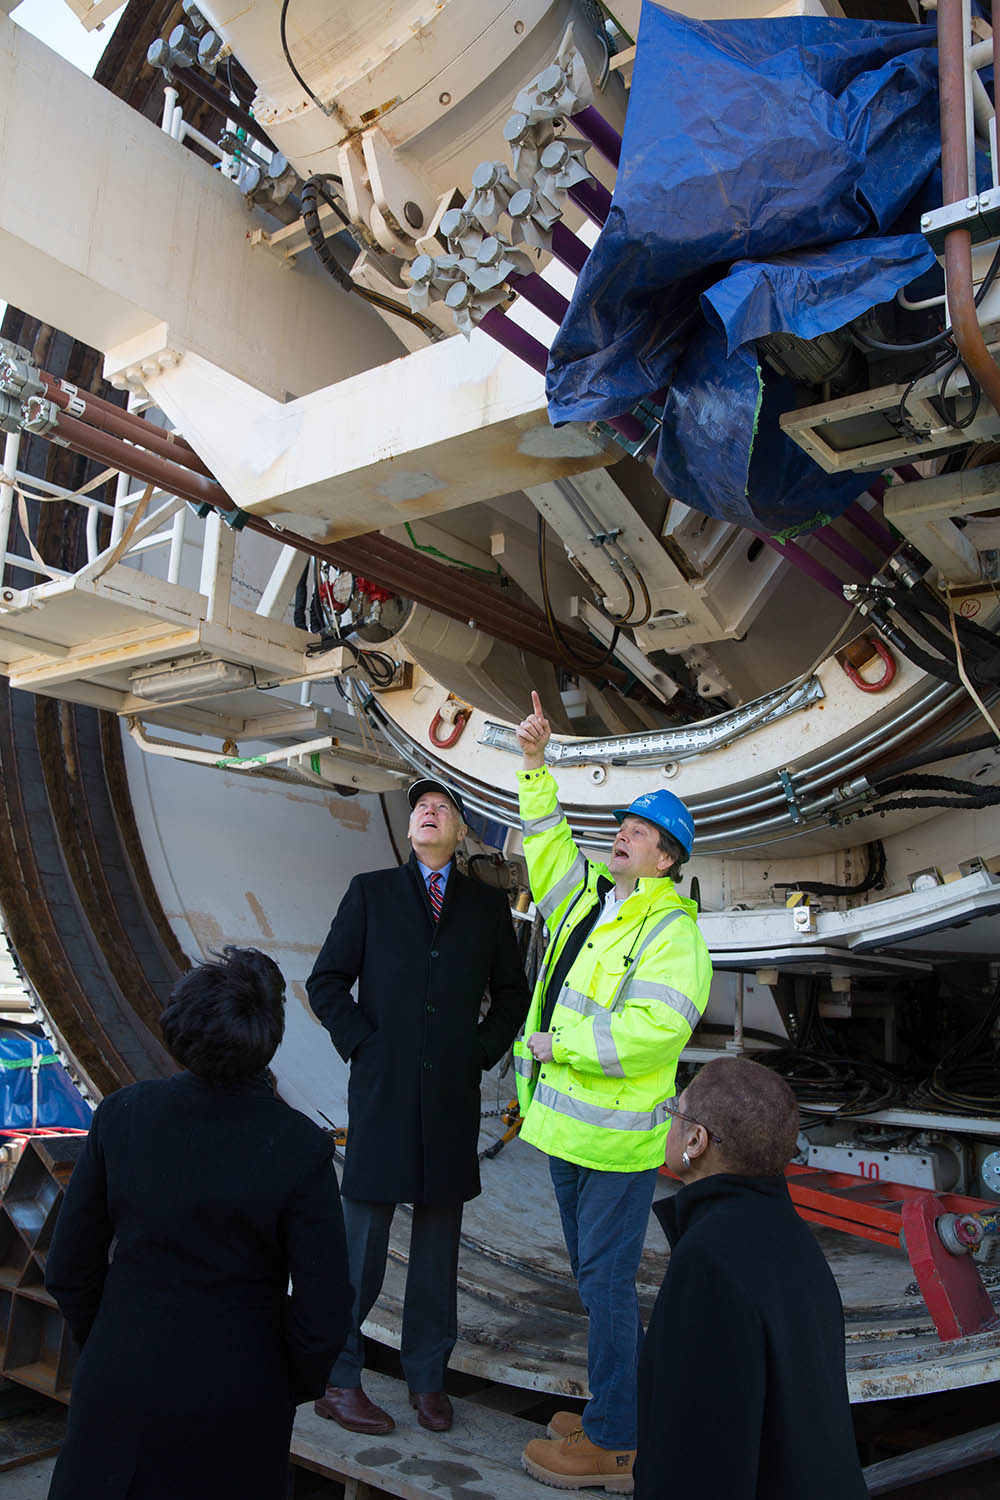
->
<box><xmin>515</xmin><ymin>692</ymin><xmax>712</xmax><ymax>1493</ymax></box>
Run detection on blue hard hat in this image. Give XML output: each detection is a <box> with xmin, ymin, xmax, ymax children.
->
<box><xmin>613</xmin><ymin>789</ymin><xmax>695</xmax><ymax>857</ymax></box>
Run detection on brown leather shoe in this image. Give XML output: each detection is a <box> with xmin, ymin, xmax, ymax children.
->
<box><xmin>409</xmin><ymin>1389</ymin><xmax>453</xmax><ymax>1432</ymax></box>
<box><xmin>314</xmin><ymin>1384</ymin><xmax>395</xmax><ymax>1434</ymax></box>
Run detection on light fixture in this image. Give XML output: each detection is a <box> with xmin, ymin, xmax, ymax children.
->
<box><xmin>129</xmin><ymin>659</ymin><xmax>256</xmax><ymax>701</ymax></box>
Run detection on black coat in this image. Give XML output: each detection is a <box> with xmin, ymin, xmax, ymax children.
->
<box><xmin>635</xmin><ymin>1174</ymin><xmax>868</xmax><ymax>1500</ymax></box>
<box><xmin>306</xmin><ymin>854</ymin><xmax>530</xmax><ymax>1205</ymax></box>
<box><xmin>45</xmin><ymin>1073</ymin><xmax>351</xmax><ymax>1500</ymax></box>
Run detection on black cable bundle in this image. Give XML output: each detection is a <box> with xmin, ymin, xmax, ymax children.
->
<box><xmin>762</xmin><ymin>1048</ymin><xmax>902</xmax><ymax>1119</ymax></box>
<box><xmin>308</xmin><ymin>557</ymin><xmax>324</xmax><ymax>636</ymax></box>
<box><xmin>863</xmin><ymin>777</ymin><xmax>1000</xmax><ymax>818</ymax></box>
<box><xmin>854</xmin><ymin>238</ymin><xmax>1000</xmax><ymax>437</ymax></box>
<box><xmin>773</xmin><ymin>840</ymin><xmax>886</xmax><ymax>898</ymax></box>
<box><xmin>536</xmin><ymin>512</ymin><xmax>620</xmax><ymax>670</ymax></box>
<box><xmin>757</xmin><ymin>976</ymin><xmax>902</xmax><ymax>1117</ymax></box>
<box><xmin>292</xmin><ymin>562</ymin><xmax>308</xmax><ymax>631</ymax></box>
<box><xmin>305</xmin><ymin>631</ymin><xmax>397</xmax><ymax>687</ymax></box>
<box><xmin>300</xmin><ymin>175</ymin><xmax>441</xmax><ymax>337</ymax></box>
<box><xmin>875</xmin><ymin>729</ymin><xmax>999</xmax><ymax>781</ymax></box>
<box><xmin>908</xmin><ymin>982</ymin><xmax>1000</xmax><ymax>1117</ymax></box>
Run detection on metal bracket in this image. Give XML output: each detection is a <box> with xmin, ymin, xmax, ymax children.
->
<box><xmin>921</xmin><ymin>190</ymin><xmax>1000</xmax><ymax>253</ymax></box>
<box><xmin>778</xmin><ymin>768</ymin><xmax>802</xmax><ymax>824</ymax></box>
<box><xmin>480</xmin><ymin>675</ymin><xmax>825</xmax><ymax>764</ymax></box>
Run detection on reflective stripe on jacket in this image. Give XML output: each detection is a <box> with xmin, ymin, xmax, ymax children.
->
<box><xmin>515</xmin><ymin>767</ymin><xmax>713</xmax><ymax>1172</ymax></box>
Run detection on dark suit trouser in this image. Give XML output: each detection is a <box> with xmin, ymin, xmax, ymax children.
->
<box><xmin>330</xmin><ymin>1196</ymin><xmax>463</xmax><ymax>1393</ymax></box>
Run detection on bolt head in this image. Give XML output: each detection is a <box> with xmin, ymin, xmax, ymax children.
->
<box><xmin>439</xmin><ymin>208</ymin><xmax>466</xmax><ymax>240</ymax></box>
<box><xmin>508</xmin><ymin>188</ymin><xmax>533</xmax><ymax>219</ymax></box>
<box><xmin>503</xmin><ymin>112</ymin><xmax>531</xmax><ymax>144</ymax></box>
<box><xmin>471</xmin><ymin>161</ymin><xmax>500</xmax><ymax>191</ymax></box>
<box><xmin>537</xmin><ymin>63</ymin><xmax>564</xmax><ymax>97</ymax></box>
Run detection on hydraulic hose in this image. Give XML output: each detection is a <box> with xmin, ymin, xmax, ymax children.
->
<box><xmin>866</xmin><ymin>790</ymin><xmax>1000</xmax><ymax>813</ymax></box>
<box><xmin>874</xmin><ymin>772</ymin><xmax>1000</xmax><ymax>797</ymax></box>
<box><xmin>773</xmin><ymin>839</ymin><xmax>886</xmax><ymax>896</ymax></box>
<box><xmin>867</xmin><ymin>606</ymin><xmax>962</xmax><ymax>686</ymax></box>
<box><xmin>889</xmin><ymin>595</ymin><xmax>1000</xmax><ymax>686</ymax></box>
<box><xmin>300</xmin><ymin>177</ymin><xmax>443</xmax><ymax>338</ymax></box>
<box><xmin>889</xmin><ymin>593</ymin><xmax>966</xmax><ymax>666</ymax></box>
<box><xmin>873</xmin><ymin>730</ymin><xmax>1000</xmax><ymax>781</ymax></box>
<box><xmin>536</xmin><ymin>513</ymin><xmax>621</xmax><ymax>670</ymax></box>
<box><xmin>911</xmin><ymin>578</ymin><xmax>1000</xmax><ymax>660</ymax></box>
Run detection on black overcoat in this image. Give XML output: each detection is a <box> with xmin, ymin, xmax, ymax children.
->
<box><xmin>306</xmin><ymin>853</ymin><xmax>530</xmax><ymax>1204</ymax></box>
<box><xmin>635</xmin><ymin>1174</ymin><xmax>868</xmax><ymax>1500</ymax></box>
<box><xmin>45</xmin><ymin>1072</ymin><xmax>352</xmax><ymax>1500</ymax></box>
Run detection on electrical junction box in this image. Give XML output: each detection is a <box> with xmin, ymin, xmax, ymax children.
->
<box><xmin>808</xmin><ymin>1143</ymin><xmax>949</xmax><ymax>1191</ymax></box>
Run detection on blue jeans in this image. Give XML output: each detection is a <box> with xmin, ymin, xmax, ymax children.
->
<box><xmin>549</xmin><ymin>1157</ymin><xmax>658</xmax><ymax>1450</ymax></box>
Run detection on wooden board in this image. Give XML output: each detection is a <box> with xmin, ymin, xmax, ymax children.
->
<box><xmin>291</xmin><ymin>1371</ymin><xmax>587</xmax><ymax>1499</ymax></box>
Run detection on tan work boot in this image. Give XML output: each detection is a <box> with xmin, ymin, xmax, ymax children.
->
<box><xmin>522</xmin><ymin>1429</ymin><xmax>636</xmax><ymax>1492</ymax></box>
<box><xmin>545</xmin><ymin>1410</ymin><xmax>585</xmax><ymax>1440</ymax></box>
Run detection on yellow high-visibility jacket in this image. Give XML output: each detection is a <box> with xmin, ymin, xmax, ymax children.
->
<box><xmin>515</xmin><ymin>767</ymin><xmax>713</xmax><ymax>1172</ymax></box>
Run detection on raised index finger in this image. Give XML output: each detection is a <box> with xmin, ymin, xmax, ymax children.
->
<box><xmin>531</xmin><ymin>690</ymin><xmax>543</xmax><ymax>717</ymax></box>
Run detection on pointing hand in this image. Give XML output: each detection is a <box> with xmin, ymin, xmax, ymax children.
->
<box><xmin>516</xmin><ymin>690</ymin><xmax>551</xmax><ymax>770</ymax></box>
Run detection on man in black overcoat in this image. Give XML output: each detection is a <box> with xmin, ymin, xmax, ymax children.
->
<box><xmin>307</xmin><ymin>776</ymin><xmax>530</xmax><ymax>1435</ymax></box>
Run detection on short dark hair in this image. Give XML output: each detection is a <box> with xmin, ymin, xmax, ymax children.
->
<box><xmin>656</xmin><ymin>827</ymin><xmax>689</xmax><ymax>874</ymax></box>
<box><xmin>685</xmin><ymin>1058</ymin><xmax>799</xmax><ymax>1175</ymax></box>
<box><xmin>160</xmin><ymin>946</ymin><xmax>286</xmax><ymax>1083</ymax></box>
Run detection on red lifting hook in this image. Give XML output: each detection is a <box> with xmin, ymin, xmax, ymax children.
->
<box><xmin>842</xmin><ymin>638</ymin><xmax>896</xmax><ymax>693</ymax></box>
<box><xmin>428</xmin><ymin>703</ymin><xmax>470</xmax><ymax>749</ymax></box>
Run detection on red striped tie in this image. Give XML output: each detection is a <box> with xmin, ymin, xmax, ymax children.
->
<box><xmin>428</xmin><ymin>871</ymin><xmax>444</xmax><ymax>922</ymax></box>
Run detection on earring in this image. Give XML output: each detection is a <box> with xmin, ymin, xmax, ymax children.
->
<box><xmin>681</xmin><ymin>1151</ymin><xmax>692</xmax><ymax>1169</ymax></box>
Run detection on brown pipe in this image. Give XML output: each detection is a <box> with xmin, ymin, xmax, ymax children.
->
<box><xmin>42</xmin><ymin>378</ymin><xmax>215</xmax><ymax>479</ymax></box>
<box><xmin>40</xmin><ymin>372</ymin><xmax>204</xmax><ymax>464</ymax></box>
<box><xmin>319</xmin><ymin>531</ymin><xmax>625</xmax><ymax>677</ymax></box>
<box><xmin>52</xmin><ymin>410</ymin><xmax>230</xmax><ymax>509</ymax></box>
<box><xmin>279</xmin><ymin>529</ymin><xmax>627</xmax><ymax>683</ymax></box>
<box><xmin>938</xmin><ymin>0</ymin><xmax>1000</xmax><ymax>419</ymax></box>
<box><xmin>42</xmin><ymin>413</ymin><xmax>625</xmax><ymax>685</ymax></box>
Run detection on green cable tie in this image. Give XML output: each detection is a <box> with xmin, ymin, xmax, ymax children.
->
<box><xmin>309</xmin><ymin>752</ymin><xmax>322</xmax><ymax>775</ymax></box>
<box><xmin>772</xmin><ymin>513</ymin><xmax>833</xmax><ymax>545</ymax></box>
<box><xmin>403</xmin><ymin>522</ymin><xmax>503</xmax><ymax>578</ymax></box>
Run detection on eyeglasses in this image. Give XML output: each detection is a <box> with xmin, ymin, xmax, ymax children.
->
<box><xmin>664</xmin><ymin>1097</ymin><xmax>723</xmax><ymax>1144</ymax></box>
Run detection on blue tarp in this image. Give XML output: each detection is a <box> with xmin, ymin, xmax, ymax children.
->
<box><xmin>545</xmin><ymin>7</ymin><xmax>947</xmax><ymax>533</ymax></box>
<box><xmin>0</xmin><ymin>1026</ymin><xmax>92</xmax><ymax>1130</ymax></box>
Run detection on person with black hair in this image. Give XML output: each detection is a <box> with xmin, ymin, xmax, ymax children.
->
<box><xmin>635</xmin><ymin>1057</ymin><xmax>868</xmax><ymax>1500</ymax></box>
<box><xmin>44</xmin><ymin>946</ymin><xmax>351</xmax><ymax>1500</ymax></box>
